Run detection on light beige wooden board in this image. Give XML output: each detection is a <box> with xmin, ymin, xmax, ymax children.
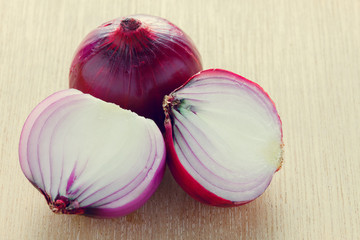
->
<box><xmin>1</xmin><ymin>0</ymin><xmax>359</xmax><ymax>239</ymax></box>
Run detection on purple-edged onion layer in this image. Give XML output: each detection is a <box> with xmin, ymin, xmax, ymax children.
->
<box><xmin>69</xmin><ymin>14</ymin><xmax>202</xmax><ymax>128</ymax></box>
<box><xmin>19</xmin><ymin>89</ymin><xmax>166</xmax><ymax>218</ymax></box>
<box><xmin>163</xmin><ymin>69</ymin><xmax>283</xmax><ymax>206</ymax></box>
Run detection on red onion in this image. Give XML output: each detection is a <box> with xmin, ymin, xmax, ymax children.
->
<box><xmin>19</xmin><ymin>89</ymin><xmax>166</xmax><ymax>218</ymax></box>
<box><xmin>69</xmin><ymin>14</ymin><xmax>202</xmax><ymax>128</ymax></box>
<box><xmin>163</xmin><ymin>69</ymin><xmax>283</xmax><ymax>206</ymax></box>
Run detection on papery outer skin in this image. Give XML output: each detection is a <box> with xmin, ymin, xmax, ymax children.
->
<box><xmin>164</xmin><ymin>69</ymin><xmax>283</xmax><ymax>206</ymax></box>
<box><xmin>19</xmin><ymin>89</ymin><xmax>166</xmax><ymax>218</ymax></box>
<box><xmin>69</xmin><ymin>14</ymin><xmax>203</xmax><ymax>129</ymax></box>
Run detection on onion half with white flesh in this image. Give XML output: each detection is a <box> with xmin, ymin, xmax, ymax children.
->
<box><xmin>19</xmin><ymin>89</ymin><xmax>166</xmax><ymax>218</ymax></box>
<box><xmin>163</xmin><ymin>69</ymin><xmax>283</xmax><ymax>206</ymax></box>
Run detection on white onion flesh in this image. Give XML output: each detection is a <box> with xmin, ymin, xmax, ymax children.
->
<box><xmin>19</xmin><ymin>89</ymin><xmax>165</xmax><ymax>217</ymax></box>
<box><xmin>168</xmin><ymin>70</ymin><xmax>283</xmax><ymax>203</ymax></box>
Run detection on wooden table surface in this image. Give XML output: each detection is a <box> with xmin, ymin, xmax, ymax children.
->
<box><xmin>1</xmin><ymin>0</ymin><xmax>359</xmax><ymax>239</ymax></box>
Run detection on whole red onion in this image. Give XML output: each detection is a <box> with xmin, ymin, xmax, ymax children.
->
<box><xmin>69</xmin><ymin>14</ymin><xmax>202</xmax><ymax>127</ymax></box>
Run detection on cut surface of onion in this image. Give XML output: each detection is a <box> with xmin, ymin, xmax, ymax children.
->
<box><xmin>69</xmin><ymin>14</ymin><xmax>202</xmax><ymax>128</ymax></box>
<box><xmin>19</xmin><ymin>89</ymin><xmax>165</xmax><ymax>218</ymax></box>
<box><xmin>163</xmin><ymin>69</ymin><xmax>283</xmax><ymax>206</ymax></box>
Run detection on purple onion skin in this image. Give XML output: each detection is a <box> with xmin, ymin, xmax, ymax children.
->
<box><xmin>69</xmin><ymin>15</ymin><xmax>202</xmax><ymax>129</ymax></box>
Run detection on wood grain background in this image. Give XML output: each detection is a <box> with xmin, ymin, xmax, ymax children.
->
<box><xmin>1</xmin><ymin>0</ymin><xmax>359</xmax><ymax>239</ymax></box>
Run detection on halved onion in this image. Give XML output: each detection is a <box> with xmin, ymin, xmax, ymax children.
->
<box><xmin>163</xmin><ymin>69</ymin><xmax>283</xmax><ymax>206</ymax></box>
<box><xmin>19</xmin><ymin>89</ymin><xmax>166</xmax><ymax>218</ymax></box>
